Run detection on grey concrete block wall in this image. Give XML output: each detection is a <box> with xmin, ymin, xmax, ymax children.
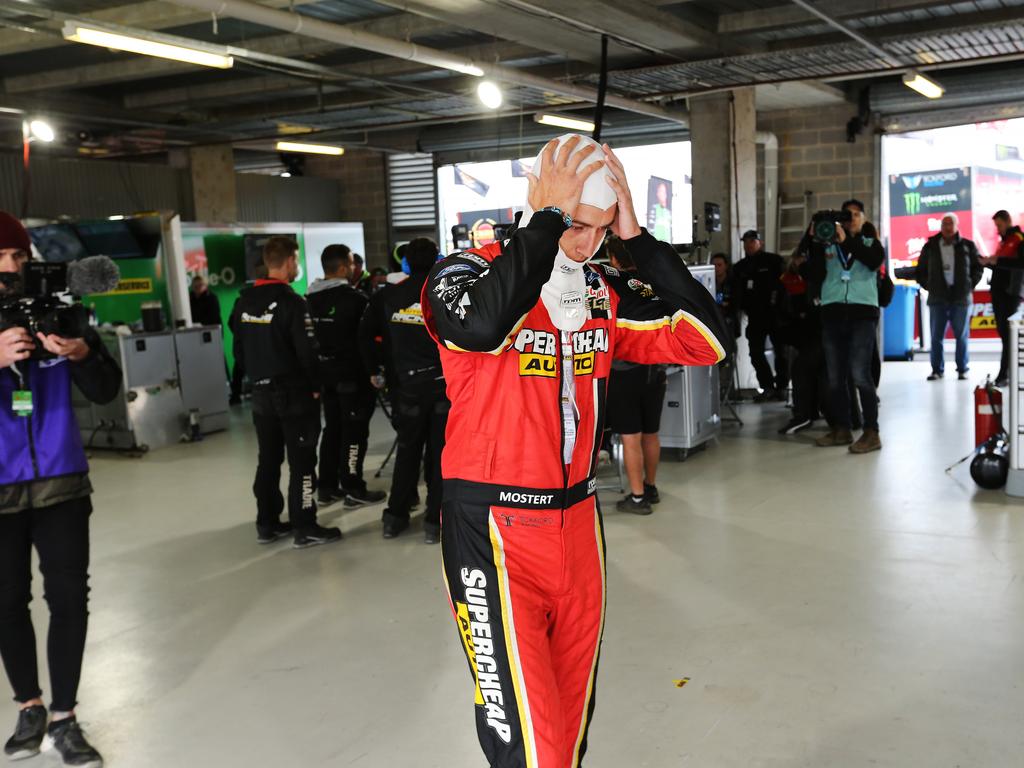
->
<box><xmin>756</xmin><ymin>106</ymin><xmax>879</xmax><ymax>255</ymax></box>
<box><xmin>307</xmin><ymin>149</ymin><xmax>391</xmax><ymax>267</ymax></box>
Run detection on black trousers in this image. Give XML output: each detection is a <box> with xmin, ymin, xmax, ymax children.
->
<box><xmin>746</xmin><ymin>320</ymin><xmax>789</xmax><ymax>391</ymax></box>
<box><xmin>318</xmin><ymin>383</ymin><xmax>376</xmax><ymax>494</ymax></box>
<box><xmin>385</xmin><ymin>384</ymin><xmax>449</xmax><ymax>529</ymax></box>
<box><xmin>0</xmin><ymin>497</ymin><xmax>91</xmax><ymax>713</ymax></box>
<box><xmin>791</xmin><ymin>339</ymin><xmax>827</xmax><ymax>423</ymax></box>
<box><xmin>993</xmin><ymin>291</ymin><xmax>1021</xmax><ymax>380</ymax></box>
<box><xmin>252</xmin><ymin>388</ymin><xmax>321</xmax><ymax>530</ymax></box>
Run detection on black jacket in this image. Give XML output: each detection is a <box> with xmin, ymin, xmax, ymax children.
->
<box><xmin>988</xmin><ymin>225</ymin><xmax>1024</xmax><ymax>298</ymax></box>
<box><xmin>189</xmin><ymin>290</ymin><xmax>221</xmax><ymax>326</ymax></box>
<box><xmin>358</xmin><ymin>271</ymin><xmax>441</xmax><ymax>389</ymax></box>
<box><xmin>230</xmin><ymin>280</ymin><xmax>320</xmax><ymax>391</ymax></box>
<box><xmin>732</xmin><ymin>249</ymin><xmax>785</xmax><ymax>321</ymax></box>
<box><xmin>306</xmin><ymin>278</ymin><xmax>369</xmax><ymax>387</ymax></box>
<box><xmin>915</xmin><ymin>233</ymin><xmax>982</xmax><ymax>306</ymax></box>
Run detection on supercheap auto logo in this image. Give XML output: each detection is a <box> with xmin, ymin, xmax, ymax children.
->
<box><xmin>513</xmin><ymin>327</ymin><xmax>609</xmax><ymax>377</ymax></box>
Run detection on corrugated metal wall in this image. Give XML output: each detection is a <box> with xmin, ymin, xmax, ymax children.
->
<box><xmin>0</xmin><ymin>152</ymin><xmax>192</xmax><ymax>219</ymax></box>
<box><xmin>0</xmin><ymin>152</ymin><xmax>342</xmax><ymax>223</ymax></box>
<box><xmin>235</xmin><ymin>174</ymin><xmax>340</xmax><ymax>222</ymax></box>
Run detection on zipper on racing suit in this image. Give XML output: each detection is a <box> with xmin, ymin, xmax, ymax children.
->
<box><xmin>557</xmin><ymin>330</ymin><xmax>580</xmax><ymax>525</ymax></box>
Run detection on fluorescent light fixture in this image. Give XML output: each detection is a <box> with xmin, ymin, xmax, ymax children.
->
<box><xmin>28</xmin><ymin>119</ymin><xmax>55</xmax><ymax>142</ymax></box>
<box><xmin>62</xmin><ymin>22</ymin><xmax>233</xmax><ymax>69</ymax></box>
<box><xmin>902</xmin><ymin>70</ymin><xmax>944</xmax><ymax>99</ymax></box>
<box><xmin>280</xmin><ymin>171</ymin><xmax>292</xmax><ymax>178</ymax></box>
<box><xmin>477</xmin><ymin>81</ymin><xmax>503</xmax><ymax>110</ymax></box>
<box><xmin>108</xmin><ymin>215</ymin><xmax>126</xmax><ymax>221</ymax></box>
<box><xmin>275</xmin><ymin>141</ymin><xmax>345</xmax><ymax>156</ymax></box>
<box><xmin>535</xmin><ymin>113</ymin><xmax>596</xmax><ymax>132</ymax></box>
<box><xmin>448</xmin><ymin>62</ymin><xmax>485</xmax><ymax>77</ymax></box>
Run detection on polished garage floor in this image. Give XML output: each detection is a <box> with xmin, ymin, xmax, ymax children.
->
<box><xmin>4</xmin><ymin>359</ymin><xmax>1023</xmax><ymax>767</ymax></box>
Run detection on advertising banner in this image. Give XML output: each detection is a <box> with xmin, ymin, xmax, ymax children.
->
<box><xmin>888</xmin><ymin>168</ymin><xmax>972</xmax><ymax>268</ymax></box>
<box><xmin>646</xmin><ymin>176</ymin><xmax>673</xmax><ymax>243</ymax></box>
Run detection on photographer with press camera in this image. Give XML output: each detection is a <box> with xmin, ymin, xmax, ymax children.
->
<box><xmin>801</xmin><ymin>199</ymin><xmax>886</xmax><ymax>454</ymax></box>
<box><xmin>0</xmin><ymin>211</ymin><xmax>121</xmax><ymax>767</ymax></box>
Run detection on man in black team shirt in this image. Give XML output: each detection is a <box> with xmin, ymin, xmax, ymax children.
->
<box><xmin>230</xmin><ymin>237</ymin><xmax>341</xmax><ymax>549</ymax></box>
<box><xmin>306</xmin><ymin>245</ymin><xmax>386</xmax><ymax>508</ymax></box>
<box><xmin>359</xmin><ymin>238</ymin><xmax>447</xmax><ymax>544</ymax></box>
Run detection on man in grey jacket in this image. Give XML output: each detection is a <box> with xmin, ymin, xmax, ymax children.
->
<box><xmin>914</xmin><ymin>214</ymin><xmax>983</xmax><ymax>381</ymax></box>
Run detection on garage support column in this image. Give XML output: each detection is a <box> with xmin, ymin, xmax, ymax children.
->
<box><xmin>187</xmin><ymin>144</ymin><xmax>238</xmax><ymax>223</ymax></box>
<box><xmin>689</xmin><ymin>87</ymin><xmax>758</xmax><ymax>260</ymax></box>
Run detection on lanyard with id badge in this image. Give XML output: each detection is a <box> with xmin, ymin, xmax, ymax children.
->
<box><xmin>835</xmin><ymin>244</ymin><xmax>853</xmax><ymax>283</ymax></box>
<box><xmin>10</xmin><ymin>364</ymin><xmax>32</xmax><ymax>418</ymax></box>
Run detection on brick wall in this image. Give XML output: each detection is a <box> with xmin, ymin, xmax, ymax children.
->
<box><xmin>757</xmin><ymin>106</ymin><xmax>879</xmax><ymax>254</ymax></box>
<box><xmin>307</xmin><ymin>149</ymin><xmax>390</xmax><ymax>268</ymax></box>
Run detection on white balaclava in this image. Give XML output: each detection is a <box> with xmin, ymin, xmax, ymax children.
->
<box><xmin>520</xmin><ymin>134</ymin><xmax>618</xmax><ymax>332</ymax></box>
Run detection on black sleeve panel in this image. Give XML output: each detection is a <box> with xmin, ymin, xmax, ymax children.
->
<box><xmin>426</xmin><ymin>210</ymin><xmax>566</xmax><ymax>353</ymax></box>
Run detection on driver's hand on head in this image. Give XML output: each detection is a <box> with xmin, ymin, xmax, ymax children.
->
<box><xmin>0</xmin><ymin>327</ymin><xmax>35</xmax><ymax>368</ymax></box>
<box><xmin>602</xmin><ymin>144</ymin><xmax>641</xmax><ymax>240</ymax></box>
<box><xmin>526</xmin><ymin>135</ymin><xmax>605</xmax><ymax>220</ymax></box>
<box><xmin>35</xmin><ymin>333</ymin><xmax>89</xmax><ymax>362</ymax></box>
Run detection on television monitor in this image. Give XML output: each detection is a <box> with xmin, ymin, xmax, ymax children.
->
<box><xmin>28</xmin><ymin>223</ymin><xmax>87</xmax><ymax>263</ymax></box>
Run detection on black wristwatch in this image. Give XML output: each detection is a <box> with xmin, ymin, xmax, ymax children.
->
<box><xmin>538</xmin><ymin>206</ymin><xmax>572</xmax><ymax>229</ymax></box>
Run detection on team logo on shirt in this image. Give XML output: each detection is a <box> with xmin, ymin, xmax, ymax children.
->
<box><xmin>627</xmin><ymin>278</ymin><xmax>655</xmax><ymax>298</ymax></box>
<box><xmin>390</xmin><ymin>303</ymin><xmax>425</xmax><ymax>325</ymax></box>
<box><xmin>512</xmin><ymin>327</ymin><xmax>609</xmax><ymax>378</ymax></box>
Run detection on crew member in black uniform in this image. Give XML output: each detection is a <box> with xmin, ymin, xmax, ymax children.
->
<box><xmin>359</xmin><ymin>238</ymin><xmax>447</xmax><ymax>544</ymax></box>
<box><xmin>306</xmin><ymin>245</ymin><xmax>386</xmax><ymax>508</ymax></box>
<box><xmin>733</xmin><ymin>229</ymin><xmax>786</xmax><ymax>400</ymax></box>
<box><xmin>230</xmin><ymin>236</ymin><xmax>341</xmax><ymax>549</ymax></box>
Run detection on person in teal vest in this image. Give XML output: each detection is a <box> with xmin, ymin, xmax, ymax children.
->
<box><xmin>803</xmin><ymin>199</ymin><xmax>886</xmax><ymax>454</ymax></box>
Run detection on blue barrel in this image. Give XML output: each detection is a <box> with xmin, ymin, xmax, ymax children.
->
<box><xmin>884</xmin><ymin>284</ymin><xmax>918</xmax><ymax>361</ymax></box>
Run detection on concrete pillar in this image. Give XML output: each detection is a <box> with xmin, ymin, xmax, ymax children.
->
<box><xmin>689</xmin><ymin>87</ymin><xmax>758</xmax><ymax>260</ymax></box>
<box><xmin>188</xmin><ymin>144</ymin><xmax>237</xmax><ymax>222</ymax></box>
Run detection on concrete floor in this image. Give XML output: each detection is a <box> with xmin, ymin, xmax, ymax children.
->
<box><xmin>4</xmin><ymin>357</ymin><xmax>1024</xmax><ymax>767</ymax></box>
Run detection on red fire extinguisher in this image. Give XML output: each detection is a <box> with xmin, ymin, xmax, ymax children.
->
<box><xmin>975</xmin><ymin>381</ymin><xmax>1003</xmax><ymax>447</ymax></box>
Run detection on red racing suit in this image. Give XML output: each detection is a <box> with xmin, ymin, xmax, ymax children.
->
<box><xmin>423</xmin><ymin>210</ymin><xmax>731</xmax><ymax>768</ymax></box>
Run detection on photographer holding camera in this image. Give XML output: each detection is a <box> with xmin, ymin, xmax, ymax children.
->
<box><xmin>0</xmin><ymin>211</ymin><xmax>121</xmax><ymax>767</ymax></box>
<box><xmin>802</xmin><ymin>199</ymin><xmax>886</xmax><ymax>454</ymax></box>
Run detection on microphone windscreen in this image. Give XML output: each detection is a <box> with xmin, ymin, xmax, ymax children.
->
<box><xmin>67</xmin><ymin>256</ymin><xmax>121</xmax><ymax>296</ymax></box>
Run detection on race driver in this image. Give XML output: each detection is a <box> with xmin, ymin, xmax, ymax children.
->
<box><xmin>422</xmin><ymin>134</ymin><xmax>733</xmax><ymax>768</ymax></box>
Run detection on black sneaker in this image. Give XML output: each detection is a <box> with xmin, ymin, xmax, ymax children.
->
<box><xmin>958</xmin><ymin>371</ymin><xmax>969</xmax><ymax>381</ymax></box>
<box><xmin>778</xmin><ymin>417</ymin><xmax>813</xmax><ymax>435</ymax></box>
<box><xmin>343</xmin><ymin>489</ymin><xmax>387</xmax><ymax>508</ymax></box>
<box><xmin>423</xmin><ymin>523</ymin><xmax>441</xmax><ymax>545</ymax></box>
<box><xmin>4</xmin><ymin>705</ymin><xmax>47</xmax><ymax>760</ymax></box>
<box><xmin>616</xmin><ymin>494</ymin><xmax>652</xmax><ymax>515</ymax></box>
<box><xmin>927</xmin><ymin>372</ymin><xmax>943</xmax><ymax>381</ymax></box>
<box><xmin>753</xmin><ymin>388</ymin><xmax>776</xmax><ymax>403</ymax></box>
<box><xmin>317</xmin><ymin>487</ymin><xmax>345</xmax><ymax>505</ymax></box>
<box><xmin>44</xmin><ymin>717</ymin><xmax>102</xmax><ymax>768</ymax></box>
<box><xmin>643</xmin><ymin>483</ymin><xmax>660</xmax><ymax>504</ymax></box>
<box><xmin>382</xmin><ymin>515</ymin><xmax>410</xmax><ymax>539</ymax></box>
<box><xmin>292</xmin><ymin>525</ymin><xmax>342</xmax><ymax>549</ymax></box>
<box><xmin>256</xmin><ymin>521</ymin><xmax>292</xmax><ymax>545</ymax></box>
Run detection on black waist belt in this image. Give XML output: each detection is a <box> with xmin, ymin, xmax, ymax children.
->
<box><xmin>443</xmin><ymin>477</ymin><xmax>596</xmax><ymax>510</ymax></box>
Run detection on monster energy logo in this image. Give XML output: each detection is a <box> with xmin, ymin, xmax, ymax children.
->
<box><xmin>904</xmin><ymin>192</ymin><xmax>921</xmax><ymax>215</ymax></box>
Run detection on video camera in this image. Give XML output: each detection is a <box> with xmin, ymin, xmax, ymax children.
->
<box><xmin>0</xmin><ymin>257</ymin><xmax>119</xmax><ymax>360</ymax></box>
<box><xmin>811</xmin><ymin>209</ymin><xmax>853</xmax><ymax>244</ymax></box>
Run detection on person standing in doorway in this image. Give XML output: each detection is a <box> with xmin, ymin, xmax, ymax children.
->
<box><xmin>914</xmin><ymin>214</ymin><xmax>983</xmax><ymax>381</ymax></box>
<box><xmin>981</xmin><ymin>210</ymin><xmax>1024</xmax><ymax>387</ymax></box>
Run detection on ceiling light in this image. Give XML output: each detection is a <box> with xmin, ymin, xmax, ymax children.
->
<box><xmin>62</xmin><ymin>22</ymin><xmax>233</xmax><ymax>69</ymax></box>
<box><xmin>534</xmin><ymin>113</ymin><xmax>596</xmax><ymax>132</ymax></box>
<box><xmin>902</xmin><ymin>70</ymin><xmax>944</xmax><ymax>100</ymax></box>
<box><xmin>275</xmin><ymin>141</ymin><xmax>345</xmax><ymax>156</ymax></box>
<box><xmin>477</xmin><ymin>81</ymin><xmax>503</xmax><ymax>110</ymax></box>
<box><xmin>280</xmin><ymin>171</ymin><xmax>292</xmax><ymax>178</ymax></box>
<box><xmin>28</xmin><ymin>119</ymin><xmax>55</xmax><ymax>142</ymax></box>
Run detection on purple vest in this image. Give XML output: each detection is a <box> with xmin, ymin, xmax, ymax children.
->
<box><xmin>0</xmin><ymin>359</ymin><xmax>89</xmax><ymax>488</ymax></box>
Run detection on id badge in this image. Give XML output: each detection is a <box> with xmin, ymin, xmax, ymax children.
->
<box><xmin>12</xmin><ymin>390</ymin><xmax>32</xmax><ymax>417</ymax></box>
<box><xmin>840</xmin><ymin>269</ymin><xmax>852</xmax><ymax>283</ymax></box>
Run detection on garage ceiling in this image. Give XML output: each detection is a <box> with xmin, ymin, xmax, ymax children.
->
<box><xmin>1</xmin><ymin>0</ymin><xmax>1023</xmax><ymax>163</ymax></box>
